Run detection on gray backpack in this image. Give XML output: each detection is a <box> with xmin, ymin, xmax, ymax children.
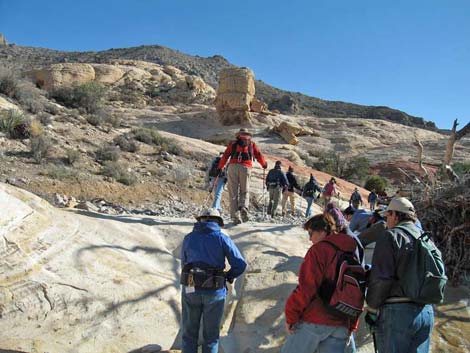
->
<box><xmin>396</xmin><ymin>225</ymin><xmax>447</xmax><ymax>304</ymax></box>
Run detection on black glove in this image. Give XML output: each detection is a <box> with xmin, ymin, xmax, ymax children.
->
<box><xmin>226</xmin><ymin>277</ymin><xmax>234</xmax><ymax>284</ymax></box>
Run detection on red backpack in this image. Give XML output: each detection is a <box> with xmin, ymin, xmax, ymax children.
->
<box><xmin>323</xmin><ymin>182</ymin><xmax>335</xmax><ymax>196</ymax></box>
<box><xmin>318</xmin><ymin>240</ymin><xmax>367</xmax><ymax>319</ymax></box>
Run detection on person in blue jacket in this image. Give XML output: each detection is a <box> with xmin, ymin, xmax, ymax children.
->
<box><xmin>344</xmin><ymin>206</ymin><xmax>372</xmax><ymax>234</ymax></box>
<box><xmin>181</xmin><ymin>208</ymin><xmax>247</xmax><ymax>353</ymax></box>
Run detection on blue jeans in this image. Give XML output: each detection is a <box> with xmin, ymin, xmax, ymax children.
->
<box><xmin>182</xmin><ymin>290</ymin><xmax>226</xmax><ymax>353</ymax></box>
<box><xmin>305</xmin><ymin>197</ymin><xmax>315</xmax><ymax>218</ymax></box>
<box><xmin>210</xmin><ymin>177</ymin><xmax>225</xmax><ymax>211</ymax></box>
<box><xmin>281</xmin><ymin>322</ymin><xmax>348</xmax><ymax>353</ymax></box>
<box><xmin>376</xmin><ymin>303</ymin><xmax>434</xmax><ymax>353</ymax></box>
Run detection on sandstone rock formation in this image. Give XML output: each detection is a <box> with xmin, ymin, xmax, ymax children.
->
<box><xmin>250</xmin><ymin>96</ymin><xmax>268</xmax><ymax>113</ymax></box>
<box><xmin>31</xmin><ymin>63</ymin><xmax>96</xmax><ymax>91</ymax></box>
<box><xmin>215</xmin><ymin>67</ymin><xmax>255</xmax><ymax>125</ymax></box>
<box><xmin>273</xmin><ymin>121</ymin><xmax>313</xmax><ymax>145</ymax></box>
<box><xmin>0</xmin><ymin>33</ymin><xmax>7</xmax><ymax>46</ymax></box>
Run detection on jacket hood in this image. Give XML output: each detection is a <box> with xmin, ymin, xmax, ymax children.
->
<box><xmin>193</xmin><ymin>221</ymin><xmax>222</xmax><ymax>233</ymax></box>
<box><xmin>322</xmin><ymin>233</ymin><xmax>357</xmax><ymax>252</ymax></box>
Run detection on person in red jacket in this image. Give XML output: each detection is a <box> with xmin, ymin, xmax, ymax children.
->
<box><xmin>217</xmin><ymin>128</ymin><xmax>267</xmax><ymax>224</ymax></box>
<box><xmin>281</xmin><ymin>214</ymin><xmax>360</xmax><ymax>353</ymax></box>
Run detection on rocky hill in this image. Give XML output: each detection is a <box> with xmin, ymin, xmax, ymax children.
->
<box><xmin>0</xmin><ymin>44</ymin><xmax>436</xmax><ymax>129</ymax></box>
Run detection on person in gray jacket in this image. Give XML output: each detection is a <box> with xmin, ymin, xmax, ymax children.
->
<box><xmin>365</xmin><ymin>197</ymin><xmax>434</xmax><ymax>353</ymax></box>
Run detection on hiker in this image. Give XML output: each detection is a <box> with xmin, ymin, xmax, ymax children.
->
<box><xmin>322</xmin><ymin>177</ymin><xmax>339</xmax><ymax>208</ymax></box>
<box><xmin>217</xmin><ymin>128</ymin><xmax>267</xmax><ymax>224</ymax></box>
<box><xmin>367</xmin><ymin>189</ymin><xmax>378</xmax><ymax>211</ymax></box>
<box><xmin>365</xmin><ymin>197</ymin><xmax>436</xmax><ymax>353</ymax></box>
<box><xmin>281</xmin><ymin>166</ymin><xmax>301</xmax><ymax>216</ymax></box>
<box><xmin>282</xmin><ymin>214</ymin><xmax>363</xmax><ymax>353</ymax></box>
<box><xmin>302</xmin><ymin>174</ymin><xmax>322</xmax><ymax>218</ymax></box>
<box><xmin>266</xmin><ymin>160</ymin><xmax>289</xmax><ymax>218</ymax></box>
<box><xmin>343</xmin><ymin>206</ymin><xmax>372</xmax><ymax>234</ymax></box>
<box><xmin>206</xmin><ymin>152</ymin><xmax>227</xmax><ymax>211</ymax></box>
<box><xmin>349</xmin><ymin>187</ymin><xmax>363</xmax><ymax>210</ymax></box>
<box><xmin>181</xmin><ymin>208</ymin><xmax>247</xmax><ymax>353</ymax></box>
<box><xmin>357</xmin><ymin>209</ymin><xmax>387</xmax><ymax>247</ymax></box>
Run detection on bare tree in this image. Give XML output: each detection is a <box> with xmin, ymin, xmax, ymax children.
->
<box><xmin>443</xmin><ymin>119</ymin><xmax>470</xmax><ymax>167</ymax></box>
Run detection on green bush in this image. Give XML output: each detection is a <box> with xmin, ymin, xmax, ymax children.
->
<box><xmin>30</xmin><ymin>134</ymin><xmax>52</xmax><ymax>164</ymax></box>
<box><xmin>95</xmin><ymin>145</ymin><xmax>120</xmax><ymax>162</ymax></box>
<box><xmin>313</xmin><ymin>150</ymin><xmax>369</xmax><ymax>182</ymax></box>
<box><xmin>113</xmin><ymin>134</ymin><xmax>139</xmax><ymax>153</ymax></box>
<box><xmin>452</xmin><ymin>162</ymin><xmax>470</xmax><ymax>178</ymax></box>
<box><xmin>0</xmin><ymin>70</ymin><xmax>18</xmax><ymax>97</ymax></box>
<box><xmin>131</xmin><ymin>127</ymin><xmax>166</xmax><ymax>145</ymax></box>
<box><xmin>364</xmin><ymin>175</ymin><xmax>389</xmax><ymax>193</ymax></box>
<box><xmin>0</xmin><ymin>110</ymin><xmax>29</xmax><ymax>139</ymax></box>
<box><xmin>50</xmin><ymin>82</ymin><xmax>107</xmax><ymax>114</ymax></box>
<box><xmin>101</xmin><ymin>161</ymin><xmax>137</xmax><ymax>185</ymax></box>
<box><xmin>65</xmin><ymin>148</ymin><xmax>80</xmax><ymax>166</ymax></box>
<box><xmin>40</xmin><ymin>164</ymin><xmax>75</xmax><ymax>179</ymax></box>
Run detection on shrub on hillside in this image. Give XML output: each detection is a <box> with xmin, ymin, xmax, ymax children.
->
<box><xmin>101</xmin><ymin>161</ymin><xmax>137</xmax><ymax>186</ymax></box>
<box><xmin>364</xmin><ymin>175</ymin><xmax>389</xmax><ymax>193</ymax></box>
<box><xmin>452</xmin><ymin>162</ymin><xmax>470</xmax><ymax>178</ymax></box>
<box><xmin>65</xmin><ymin>148</ymin><xmax>80</xmax><ymax>166</ymax></box>
<box><xmin>0</xmin><ymin>69</ymin><xmax>18</xmax><ymax>97</ymax></box>
<box><xmin>131</xmin><ymin>127</ymin><xmax>182</xmax><ymax>155</ymax></box>
<box><xmin>313</xmin><ymin>150</ymin><xmax>369</xmax><ymax>183</ymax></box>
<box><xmin>30</xmin><ymin>134</ymin><xmax>52</xmax><ymax>164</ymax></box>
<box><xmin>50</xmin><ymin>82</ymin><xmax>107</xmax><ymax>114</ymax></box>
<box><xmin>40</xmin><ymin>164</ymin><xmax>75</xmax><ymax>180</ymax></box>
<box><xmin>0</xmin><ymin>110</ymin><xmax>29</xmax><ymax>139</ymax></box>
<box><xmin>113</xmin><ymin>134</ymin><xmax>139</xmax><ymax>153</ymax></box>
<box><xmin>95</xmin><ymin>145</ymin><xmax>120</xmax><ymax>162</ymax></box>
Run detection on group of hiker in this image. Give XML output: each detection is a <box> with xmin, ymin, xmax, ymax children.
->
<box><xmin>181</xmin><ymin>128</ymin><xmax>446</xmax><ymax>353</ymax></box>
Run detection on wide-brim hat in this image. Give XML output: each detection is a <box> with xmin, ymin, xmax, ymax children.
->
<box><xmin>382</xmin><ymin>197</ymin><xmax>416</xmax><ymax>217</ymax></box>
<box><xmin>196</xmin><ymin>207</ymin><xmax>224</xmax><ymax>226</ymax></box>
<box><xmin>236</xmin><ymin>128</ymin><xmax>251</xmax><ymax>136</ymax></box>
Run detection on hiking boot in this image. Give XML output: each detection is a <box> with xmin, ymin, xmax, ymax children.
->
<box><xmin>240</xmin><ymin>207</ymin><xmax>249</xmax><ymax>222</ymax></box>
<box><xmin>232</xmin><ymin>217</ymin><xmax>242</xmax><ymax>225</ymax></box>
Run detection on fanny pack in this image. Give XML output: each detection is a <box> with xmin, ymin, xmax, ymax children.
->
<box><xmin>180</xmin><ymin>264</ymin><xmax>226</xmax><ymax>290</ymax></box>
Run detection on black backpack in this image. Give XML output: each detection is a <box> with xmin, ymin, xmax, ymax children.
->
<box><xmin>208</xmin><ymin>157</ymin><xmax>221</xmax><ymax>178</ymax></box>
<box><xmin>318</xmin><ymin>240</ymin><xmax>367</xmax><ymax>318</ymax></box>
<box><xmin>303</xmin><ymin>182</ymin><xmax>317</xmax><ymax>197</ymax></box>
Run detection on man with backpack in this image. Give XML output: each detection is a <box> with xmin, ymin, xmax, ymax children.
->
<box><xmin>281</xmin><ymin>166</ymin><xmax>301</xmax><ymax>216</ymax></box>
<box><xmin>367</xmin><ymin>189</ymin><xmax>378</xmax><ymax>211</ymax></box>
<box><xmin>217</xmin><ymin>128</ymin><xmax>267</xmax><ymax>224</ymax></box>
<box><xmin>349</xmin><ymin>188</ymin><xmax>363</xmax><ymax>210</ymax></box>
<box><xmin>180</xmin><ymin>208</ymin><xmax>247</xmax><ymax>353</ymax></box>
<box><xmin>266</xmin><ymin>160</ymin><xmax>289</xmax><ymax>218</ymax></box>
<box><xmin>206</xmin><ymin>152</ymin><xmax>227</xmax><ymax>211</ymax></box>
<box><xmin>302</xmin><ymin>174</ymin><xmax>322</xmax><ymax>218</ymax></box>
<box><xmin>365</xmin><ymin>197</ymin><xmax>445</xmax><ymax>353</ymax></box>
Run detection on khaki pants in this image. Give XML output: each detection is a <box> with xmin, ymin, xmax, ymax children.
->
<box><xmin>227</xmin><ymin>164</ymin><xmax>251</xmax><ymax>219</ymax></box>
<box><xmin>268</xmin><ymin>186</ymin><xmax>282</xmax><ymax>216</ymax></box>
<box><xmin>281</xmin><ymin>190</ymin><xmax>295</xmax><ymax>215</ymax></box>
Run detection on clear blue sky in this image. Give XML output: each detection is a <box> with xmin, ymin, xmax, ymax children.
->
<box><xmin>1</xmin><ymin>0</ymin><xmax>469</xmax><ymax>129</ymax></box>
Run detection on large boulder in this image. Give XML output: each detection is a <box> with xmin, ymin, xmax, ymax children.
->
<box><xmin>31</xmin><ymin>63</ymin><xmax>95</xmax><ymax>91</ymax></box>
<box><xmin>274</xmin><ymin>121</ymin><xmax>313</xmax><ymax>145</ymax></box>
<box><xmin>215</xmin><ymin>68</ymin><xmax>255</xmax><ymax>125</ymax></box>
<box><xmin>91</xmin><ymin>64</ymin><xmax>125</xmax><ymax>84</ymax></box>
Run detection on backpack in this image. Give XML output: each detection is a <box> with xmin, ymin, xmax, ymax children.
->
<box><xmin>318</xmin><ymin>240</ymin><xmax>367</xmax><ymax>319</ymax></box>
<box><xmin>266</xmin><ymin>169</ymin><xmax>281</xmax><ymax>188</ymax></box>
<box><xmin>351</xmin><ymin>192</ymin><xmax>361</xmax><ymax>202</ymax></box>
<box><xmin>208</xmin><ymin>157</ymin><xmax>221</xmax><ymax>178</ymax></box>
<box><xmin>303</xmin><ymin>182</ymin><xmax>317</xmax><ymax>197</ymax></box>
<box><xmin>395</xmin><ymin>225</ymin><xmax>447</xmax><ymax>304</ymax></box>
<box><xmin>230</xmin><ymin>137</ymin><xmax>254</xmax><ymax>162</ymax></box>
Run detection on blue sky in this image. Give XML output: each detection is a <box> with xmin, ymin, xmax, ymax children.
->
<box><xmin>1</xmin><ymin>0</ymin><xmax>469</xmax><ymax>129</ymax></box>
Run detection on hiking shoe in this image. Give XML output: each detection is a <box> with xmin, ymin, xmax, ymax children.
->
<box><xmin>240</xmin><ymin>207</ymin><xmax>249</xmax><ymax>222</ymax></box>
<box><xmin>232</xmin><ymin>217</ymin><xmax>242</xmax><ymax>225</ymax></box>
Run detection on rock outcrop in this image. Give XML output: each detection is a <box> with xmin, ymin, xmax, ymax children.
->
<box><xmin>215</xmin><ymin>67</ymin><xmax>255</xmax><ymax>125</ymax></box>
<box><xmin>31</xmin><ymin>63</ymin><xmax>96</xmax><ymax>91</ymax></box>
<box><xmin>0</xmin><ymin>33</ymin><xmax>7</xmax><ymax>46</ymax></box>
<box><xmin>273</xmin><ymin>121</ymin><xmax>313</xmax><ymax>145</ymax></box>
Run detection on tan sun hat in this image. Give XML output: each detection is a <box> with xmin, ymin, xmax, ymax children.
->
<box><xmin>384</xmin><ymin>197</ymin><xmax>416</xmax><ymax>216</ymax></box>
<box><xmin>196</xmin><ymin>207</ymin><xmax>224</xmax><ymax>226</ymax></box>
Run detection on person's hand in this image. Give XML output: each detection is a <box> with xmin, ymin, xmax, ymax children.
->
<box><xmin>285</xmin><ymin>322</ymin><xmax>294</xmax><ymax>335</ymax></box>
<box><xmin>365</xmin><ymin>311</ymin><xmax>378</xmax><ymax>333</ymax></box>
<box><xmin>263</xmin><ymin>162</ymin><xmax>268</xmax><ymax>169</ymax></box>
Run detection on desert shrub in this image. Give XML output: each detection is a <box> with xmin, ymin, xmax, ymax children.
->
<box><xmin>95</xmin><ymin>145</ymin><xmax>120</xmax><ymax>162</ymax></box>
<box><xmin>0</xmin><ymin>69</ymin><xmax>18</xmax><ymax>97</ymax></box>
<box><xmin>131</xmin><ymin>127</ymin><xmax>165</xmax><ymax>145</ymax></box>
<box><xmin>113</xmin><ymin>134</ymin><xmax>139</xmax><ymax>153</ymax></box>
<box><xmin>40</xmin><ymin>164</ymin><xmax>75</xmax><ymax>179</ymax></box>
<box><xmin>452</xmin><ymin>162</ymin><xmax>470</xmax><ymax>178</ymax></box>
<box><xmin>172</xmin><ymin>165</ymin><xmax>191</xmax><ymax>186</ymax></box>
<box><xmin>65</xmin><ymin>148</ymin><xmax>80</xmax><ymax>166</ymax></box>
<box><xmin>101</xmin><ymin>161</ymin><xmax>137</xmax><ymax>185</ymax></box>
<box><xmin>86</xmin><ymin>114</ymin><xmax>104</xmax><ymax>126</ymax></box>
<box><xmin>364</xmin><ymin>175</ymin><xmax>389</xmax><ymax>193</ymax></box>
<box><xmin>15</xmin><ymin>81</ymin><xmax>45</xmax><ymax>113</ymax></box>
<box><xmin>50</xmin><ymin>82</ymin><xmax>107</xmax><ymax>114</ymax></box>
<box><xmin>28</xmin><ymin>119</ymin><xmax>43</xmax><ymax>137</ymax></box>
<box><xmin>0</xmin><ymin>109</ymin><xmax>29</xmax><ymax>139</ymax></box>
<box><xmin>38</xmin><ymin>112</ymin><xmax>53</xmax><ymax>126</ymax></box>
<box><xmin>167</xmin><ymin>142</ymin><xmax>183</xmax><ymax>156</ymax></box>
<box><xmin>314</xmin><ymin>150</ymin><xmax>369</xmax><ymax>182</ymax></box>
<box><xmin>30</xmin><ymin>134</ymin><xmax>52</xmax><ymax>163</ymax></box>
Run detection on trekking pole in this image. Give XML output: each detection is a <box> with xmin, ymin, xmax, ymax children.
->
<box><xmin>203</xmin><ymin>176</ymin><xmax>219</xmax><ymax>206</ymax></box>
<box><xmin>262</xmin><ymin>169</ymin><xmax>266</xmax><ymax>220</ymax></box>
<box><xmin>372</xmin><ymin>332</ymin><xmax>378</xmax><ymax>353</ymax></box>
